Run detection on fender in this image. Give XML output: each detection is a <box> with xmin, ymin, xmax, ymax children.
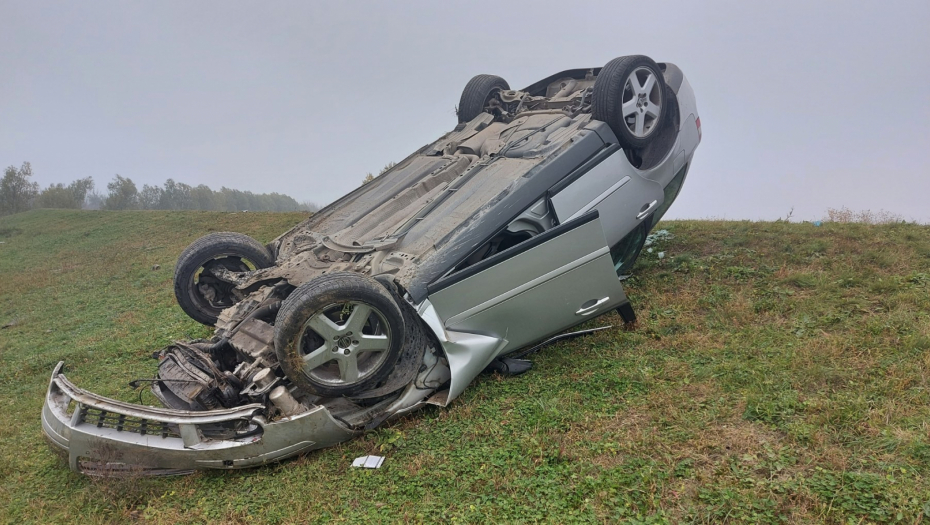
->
<box><xmin>415</xmin><ymin>300</ymin><xmax>508</xmax><ymax>404</ymax></box>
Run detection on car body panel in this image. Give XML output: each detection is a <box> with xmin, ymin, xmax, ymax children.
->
<box><xmin>429</xmin><ymin>212</ymin><xmax>626</xmax><ymax>343</ymax></box>
<box><xmin>550</xmin><ymin>150</ymin><xmax>665</xmax><ymax>249</ymax></box>
<box><xmin>425</xmin><ymin>213</ymin><xmax>627</xmax><ymax>402</ymax></box>
<box><xmin>42</xmin><ymin>362</ymin><xmax>356</xmax><ymax>474</ymax></box>
<box><xmin>414</xmin><ymin>302</ymin><xmax>509</xmax><ymax>403</ymax></box>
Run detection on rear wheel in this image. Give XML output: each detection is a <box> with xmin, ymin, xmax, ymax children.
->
<box><xmin>592</xmin><ymin>55</ymin><xmax>668</xmax><ymax>150</ymax></box>
<box><xmin>174</xmin><ymin>232</ymin><xmax>274</xmax><ymax>325</ymax></box>
<box><xmin>274</xmin><ymin>273</ymin><xmax>405</xmax><ymax>397</ymax></box>
<box><xmin>457</xmin><ymin>74</ymin><xmax>510</xmax><ymax>123</ymax></box>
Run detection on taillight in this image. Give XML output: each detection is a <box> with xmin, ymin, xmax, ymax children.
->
<box><xmin>695</xmin><ymin>117</ymin><xmax>702</xmax><ymax>143</ymax></box>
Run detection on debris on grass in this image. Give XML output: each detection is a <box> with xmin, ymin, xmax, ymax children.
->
<box><xmin>644</xmin><ymin>229</ymin><xmax>674</xmax><ymax>247</ymax></box>
<box><xmin>645</xmin><ymin>230</ymin><xmax>674</xmax><ymax>260</ymax></box>
<box><xmin>351</xmin><ymin>455</ymin><xmax>385</xmax><ymax>469</ymax></box>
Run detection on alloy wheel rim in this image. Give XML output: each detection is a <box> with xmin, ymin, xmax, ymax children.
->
<box><xmin>295</xmin><ymin>301</ymin><xmax>392</xmax><ymax>386</ymax></box>
<box><xmin>620</xmin><ymin>66</ymin><xmax>663</xmax><ymax>138</ymax></box>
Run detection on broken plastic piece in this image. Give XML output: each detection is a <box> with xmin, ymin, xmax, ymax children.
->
<box><xmin>644</xmin><ymin>229</ymin><xmax>674</xmax><ymax>247</ymax></box>
<box><xmin>483</xmin><ymin>357</ymin><xmax>533</xmax><ymax>376</ymax></box>
<box><xmin>352</xmin><ymin>455</ymin><xmax>385</xmax><ymax>469</ymax></box>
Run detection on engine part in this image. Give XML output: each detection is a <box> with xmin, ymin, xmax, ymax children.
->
<box><xmin>152</xmin><ymin>346</ymin><xmax>223</xmax><ymax>410</ymax></box>
<box><xmin>240</xmin><ymin>367</ymin><xmax>281</xmax><ymax>399</ymax></box>
<box><xmin>228</xmin><ymin>317</ymin><xmax>278</xmax><ymax>368</ymax></box>
<box><xmin>269</xmin><ymin>386</ymin><xmax>306</xmax><ymax>417</ymax></box>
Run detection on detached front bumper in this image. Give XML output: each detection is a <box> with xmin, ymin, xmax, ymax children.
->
<box><xmin>42</xmin><ymin>362</ymin><xmax>356</xmax><ymax>476</ymax></box>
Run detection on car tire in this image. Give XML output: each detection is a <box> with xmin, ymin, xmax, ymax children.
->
<box><xmin>457</xmin><ymin>74</ymin><xmax>510</xmax><ymax>123</ymax></box>
<box><xmin>274</xmin><ymin>272</ymin><xmax>406</xmax><ymax>398</ymax></box>
<box><xmin>174</xmin><ymin>232</ymin><xmax>274</xmax><ymax>326</ymax></box>
<box><xmin>592</xmin><ymin>55</ymin><xmax>668</xmax><ymax>150</ymax></box>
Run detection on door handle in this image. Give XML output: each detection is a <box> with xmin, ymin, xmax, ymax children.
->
<box><xmin>636</xmin><ymin>200</ymin><xmax>658</xmax><ymax>220</ymax></box>
<box><xmin>576</xmin><ymin>297</ymin><xmax>609</xmax><ymax>316</ymax></box>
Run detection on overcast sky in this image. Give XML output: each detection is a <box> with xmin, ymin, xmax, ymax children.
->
<box><xmin>2</xmin><ymin>1</ymin><xmax>928</xmax><ymax>221</ymax></box>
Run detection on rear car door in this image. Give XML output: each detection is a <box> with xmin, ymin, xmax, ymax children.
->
<box><xmin>548</xmin><ymin>146</ymin><xmax>665</xmax><ymax>274</ymax></box>
<box><xmin>426</xmin><ymin>211</ymin><xmax>627</xmax><ymax>355</ymax></box>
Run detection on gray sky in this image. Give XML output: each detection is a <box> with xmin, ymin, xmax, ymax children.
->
<box><xmin>2</xmin><ymin>1</ymin><xmax>929</xmax><ymax>221</ymax></box>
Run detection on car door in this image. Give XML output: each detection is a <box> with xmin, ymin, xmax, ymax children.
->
<box><xmin>549</xmin><ymin>146</ymin><xmax>664</xmax><ymax>252</ymax></box>
<box><xmin>426</xmin><ymin>210</ymin><xmax>627</xmax><ymax>356</ymax></box>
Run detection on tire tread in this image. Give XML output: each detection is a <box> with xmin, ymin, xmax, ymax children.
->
<box><xmin>173</xmin><ymin>232</ymin><xmax>273</xmax><ymax>325</ymax></box>
<box><xmin>457</xmin><ymin>74</ymin><xmax>510</xmax><ymax>123</ymax></box>
<box><xmin>274</xmin><ymin>272</ymin><xmax>406</xmax><ymax>397</ymax></box>
<box><xmin>592</xmin><ymin>55</ymin><xmax>667</xmax><ymax>150</ymax></box>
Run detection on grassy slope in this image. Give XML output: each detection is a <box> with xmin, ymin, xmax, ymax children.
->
<box><xmin>0</xmin><ymin>209</ymin><xmax>928</xmax><ymax>524</ymax></box>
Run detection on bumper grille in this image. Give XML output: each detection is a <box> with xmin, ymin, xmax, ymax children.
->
<box><xmin>78</xmin><ymin>406</ymin><xmax>181</xmax><ymax>439</ymax></box>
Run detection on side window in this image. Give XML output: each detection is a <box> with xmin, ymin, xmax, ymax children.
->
<box><xmin>454</xmin><ymin>197</ymin><xmax>555</xmax><ymax>272</ymax></box>
<box><xmin>609</xmin><ymin>164</ymin><xmax>688</xmax><ymax>277</ymax></box>
<box><xmin>609</xmin><ymin>221</ymin><xmax>647</xmax><ymax>277</ymax></box>
<box><xmin>650</xmin><ymin>163</ymin><xmax>688</xmax><ymax>229</ymax></box>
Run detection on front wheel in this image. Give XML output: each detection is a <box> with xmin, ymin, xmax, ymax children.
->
<box><xmin>274</xmin><ymin>273</ymin><xmax>406</xmax><ymax>398</ymax></box>
<box><xmin>173</xmin><ymin>232</ymin><xmax>274</xmax><ymax>325</ymax></box>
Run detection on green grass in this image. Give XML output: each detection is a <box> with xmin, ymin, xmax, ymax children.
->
<box><xmin>1</xmin><ymin>210</ymin><xmax>929</xmax><ymax>523</ymax></box>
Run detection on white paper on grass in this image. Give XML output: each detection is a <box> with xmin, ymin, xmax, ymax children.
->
<box><xmin>351</xmin><ymin>455</ymin><xmax>385</xmax><ymax>469</ymax></box>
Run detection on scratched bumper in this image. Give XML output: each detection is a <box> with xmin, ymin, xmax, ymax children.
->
<box><xmin>41</xmin><ymin>362</ymin><xmax>356</xmax><ymax>476</ymax></box>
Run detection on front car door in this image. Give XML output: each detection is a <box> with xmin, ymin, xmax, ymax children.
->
<box><xmin>424</xmin><ymin>211</ymin><xmax>627</xmax><ymax>398</ymax></box>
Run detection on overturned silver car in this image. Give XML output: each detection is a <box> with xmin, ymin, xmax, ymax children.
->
<box><xmin>43</xmin><ymin>55</ymin><xmax>701</xmax><ymax>475</ymax></box>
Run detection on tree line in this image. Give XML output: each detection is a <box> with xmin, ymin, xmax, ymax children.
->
<box><xmin>0</xmin><ymin>162</ymin><xmax>318</xmax><ymax>216</ymax></box>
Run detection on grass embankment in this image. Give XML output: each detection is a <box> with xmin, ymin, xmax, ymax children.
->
<box><xmin>0</xmin><ymin>209</ymin><xmax>928</xmax><ymax>523</ymax></box>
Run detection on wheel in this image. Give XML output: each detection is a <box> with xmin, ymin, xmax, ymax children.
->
<box><xmin>457</xmin><ymin>74</ymin><xmax>510</xmax><ymax>123</ymax></box>
<box><xmin>274</xmin><ymin>272</ymin><xmax>405</xmax><ymax>397</ymax></box>
<box><xmin>592</xmin><ymin>55</ymin><xmax>668</xmax><ymax>150</ymax></box>
<box><xmin>173</xmin><ymin>232</ymin><xmax>274</xmax><ymax>325</ymax></box>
